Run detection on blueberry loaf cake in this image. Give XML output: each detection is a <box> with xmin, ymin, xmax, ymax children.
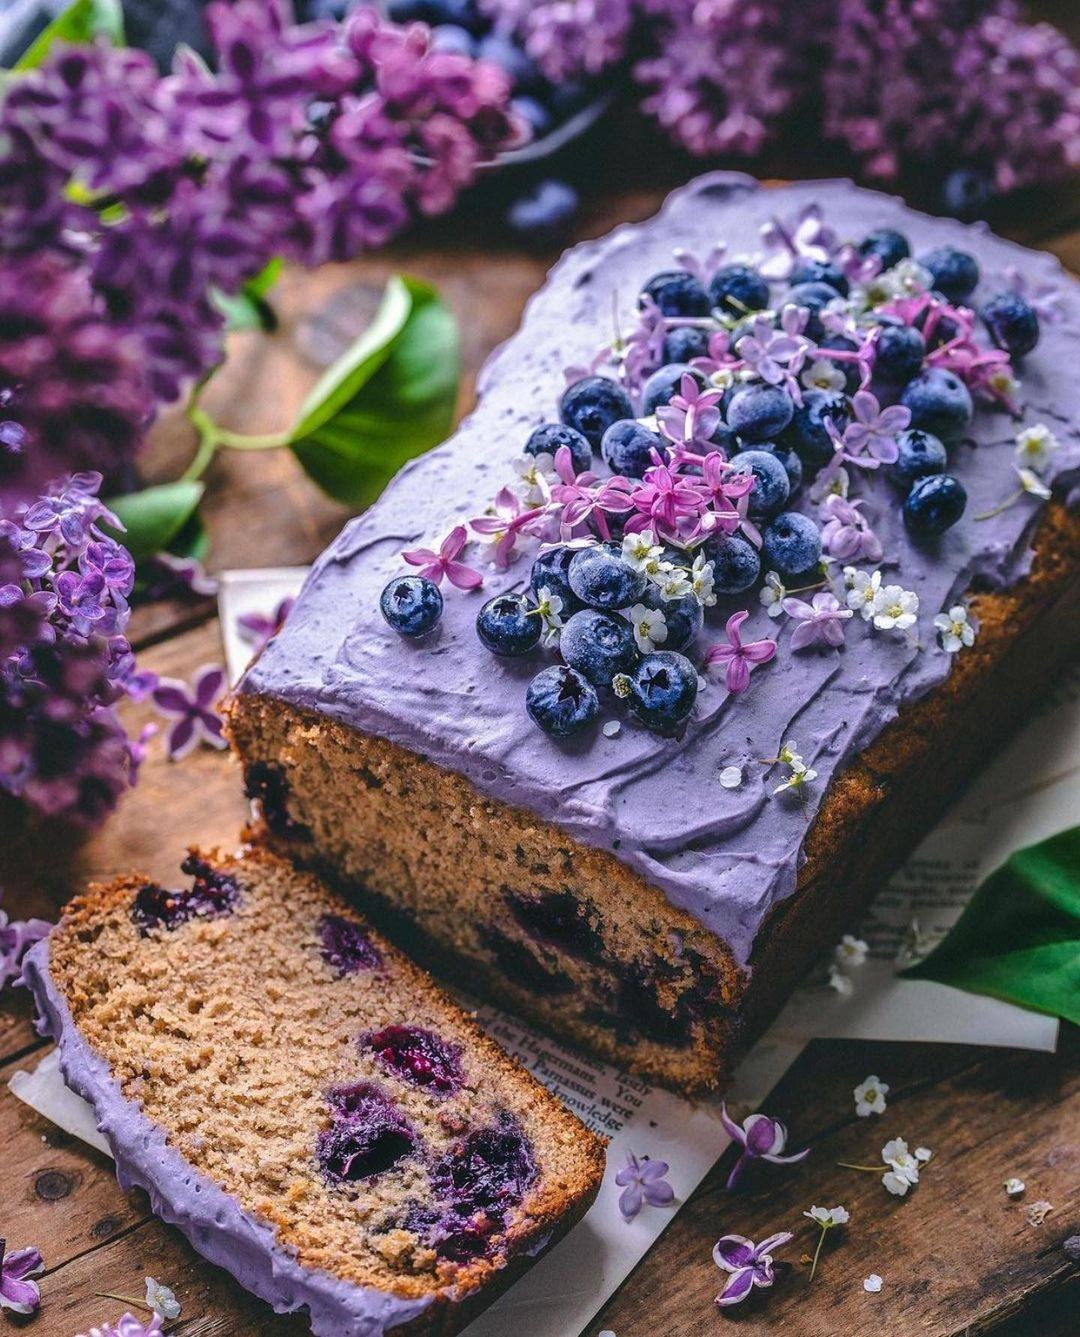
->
<box><xmin>23</xmin><ymin>848</ymin><xmax>605</xmax><ymax>1337</ymax></box>
<box><xmin>228</xmin><ymin>173</ymin><xmax>1080</xmax><ymax>1094</ymax></box>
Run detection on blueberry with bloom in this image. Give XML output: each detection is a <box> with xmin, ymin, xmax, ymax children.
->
<box><xmin>705</xmin><ymin>612</ymin><xmax>777</xmax><ymax>695</ymax></box>
<box><xmin>616</xmin><ymin>1151</ymin><xmax>675</xmax><ymax>1221</ymax></box>
<box><xmin>151</xmin><ymin>666</ymin><xmax>228</xmax><ymax>762</ymax></box>
<box><xmin>0</xmin><ymin>895</ymin><xmax>51</xmax><ymax>992</ymax></box>
<box><xmin>0</xmin><ymin>1239</ymin><xmax>44</xmax><ymax>1315</ymax></box>
<box><xmin>720</xmin><ymin>1104</ymin><xmax>810</xmax><ymax>1190</ymax></box>
<box><xmin>713</xmin><ymin>1230</ymin><xmax>794</xmax><ymax>1307</ymax></box>
<box><xmin>403</xmin><ymin>525</ymin><xmax>484</xmax><ymax>590</ymax></box>
<box><xmin>782</xmin><ymin>591</ymin><xmax>853</xmax><ymax>650</ymax></box>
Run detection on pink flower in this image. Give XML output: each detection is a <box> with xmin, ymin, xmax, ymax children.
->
<box><xmin>714</xmin><ymin>1231</ymin><xmax>794</xmax><ymax>1307</ymax></box>
<box><xmin>736</xmin><ymin>306</ymin><xmax>809</xmax><ymax>397</ymax></box>
<box><xmin>549</xmin><ymin>447</ymin><xmax>631</xmax><ymax>539</ymax></box>
<box><xmin>657</xmin><ymin>373</ymin><xmax>726</xmax><ymax>452</ymax></box>
<box><xmin>1004</xmin><ymin>265</ymin><xmax>1063</xmax><ymax>323</ymax></box>
<box><xmin>782</xmin><ymin>591</ymin><xmax>854</xmax><ymax>649</ymax></box>
<box><xmin>402</xmin><ymin>524</ymin><xmax>483</xmax><ymax>590</ymax></box>
<box><xmin>470</xmin><ymin>487</ymin><xmax>542</xmax><ymax>568</ymax></box>
<box><xmin>842</xmin><ymin>390</ymin><xmax>909</xmax><ymax>466</ymax></box>
<box><xmin>759</xmin><ymin>203</ymin><xmax>837</xmax><ymax>280</ymax></box>
<box><xmin>624</xmin><ymin>460</ymin><xmax>709</xmax><ymax>542</ymax></box>
<box><xmin>150</xmin><ymin>664</ymin><xmax>227</xmax><ymax>761</ymax></box>
<box><xmin>819</xmin><ymin>494</ymin><xmax>883</xmax><ymax>562</ymax></box>
<box><xmin>704</xmin><ymin>610</ymin><xmax>777</xmax><ymax>693</ymax></box>
<box><xmin>0</xmin><ymin>894</ymin><xmax>51</xmax><ymax>992</ymax></box>
<box><xmin>690</xmin><ymin>327</ymin><xmax>742</xmax><ymax>381</ymax></box>
<box><xmin>674</xmin><ymin>240</ymin><xmax>728</xmax><ymax>288</ymax></box>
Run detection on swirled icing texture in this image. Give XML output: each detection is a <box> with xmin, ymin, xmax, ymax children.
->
<box><xmin>241</xmin><ymin>174</ymin><xmax>1080</xmax><ymax>968</ymax></box>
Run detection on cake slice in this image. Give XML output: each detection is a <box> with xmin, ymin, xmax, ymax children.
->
<box><xmin>23</xmin><ymin>847</ymin><xmax>605</xmax><ymax>1337</ymax></box>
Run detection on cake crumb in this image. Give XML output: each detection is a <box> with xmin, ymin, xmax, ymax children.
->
<box><xmin>602</xmin><ymin>720</ymin><xmax>621</xmax><ymax>738</ymax></box>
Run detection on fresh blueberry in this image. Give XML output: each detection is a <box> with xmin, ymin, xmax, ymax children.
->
<box><xmin>901</xmin><ymin>367</ymin><xmax>973</xmax><ymax>441</ymax></box>
<box><xmin>726</xmin><ymin>383</ymin><xmax>794</xmax><ymax>443</ymax></box>
<box><xmin>730</xmin><ymin>449</ymin><xmax>790</xmax><ymax>521</ymax></box>
<box><xmin>559</xmin><ymin>608</ymin><xmax>638</xmax><ymax>686</ymax></box>
<box><xmin>640</xmin><ymin>362</ymin><xmax>706</xmax><ymax>416</ymax></box>
<box><xmin>559</xmin><ymin>376</ymin><xmax>634</xmax><ymax>448</ymax></box>
<box><xmin>751</xmin><ymin>441</ymin><xmax>803</xmax><ymax>494</ymax></box>
<box><xmin>874</xmin><ymin>323</ymin><xmax>925</xmax><ymax>385</ymax></box>
<box><xmin>478</xmin><ymin>31</ymin><xmax>542</xmax><ymax>90</ymax></box>
<box><xmin>641</xmin><ymin>587</ymin><xmax>703</xmax><ymax>653</ymax></box>
<box><xmin>506</xmin><ymin>180</ymin><xmax>578</xmax><ymax>241</ymax></box>
<box><xmin>816</xmin><ymin>334</ymin><xmax>861</xmax><ymax>394</ymax></box>
<box><xmin>857</xmin><ymin>228</ymin><xmax>910</xmax><ymax>271</ymax></box>
<box><xmin>530</xmin><ymin>546</ymin><xmax>582</xmax><ymax>614</ymax></box>
<box><xmin>380</xmin><ymin>575</ymin><xmax>443</xmax><ymax>636</ymax></box>
<box><xmin>476</xmin><ymin>591</ymin><xmax>542</xmax><ymax>656</ymax></box>
<box><xmin>980</xmin><ymin>292</ymin><xmax>1040</xmax><ymax>358</ymax></box>
<box><xmin>526</xmin><ymin>664</ymin><xmax>600</xmax><ymax>737</ymax></box>
<box><xmin>430</xmin><ymin>24</ymin><xmax>476</xmax><ymax>55</ymax></box>
<box><xmin>568</xmin><ymin>544</ymin><xmax>647</xmax><ymax>611</ymax></box>
<box><xmin>702</xmin><ymin>533</ymin><xmax>761</xmax><ymax>595</ymax></box>
<box><xmin>790</xmin><ymin>258</ymin><xmax>849</xmax><ymax>296</ymax></box>
<box><xmin>708</xmin><ymin>263</ymin><xmax>770</xmax><ymax>317</ymax></box>
<box><xmin>917</xmin><ymin>246</ymin><xmax>980</xmax><ymax>304</ymax></box>
<box><xmin>511</xmin><ymin>95</ymin><xmax>552</xmax><ymax>139</ymax></box>
<box><xmin>787</xmin><ymin>281</ymin><xmax>841</xmax><ymax>341</ymax></box>
<box><xmin>942</xmin><ymin>167</ymin><xmax>994</xmax><ymax>221</ymax></box>
<box><xmin>663</xmin><ymin>326</ymin><xmax>710</xmax><ymax>364</ymax></box>
<box><xmin>601</xmin><ymin>419</ymin><xmax>663</xmax><ymax>479</ymax></box>
<box><xmin>778</xmin><ymin>390</ymin><xmax>851</xmax><ymax>469</ymax></box>
<box><xmin>903</xmin><ymin>473</ymin><xmax>967</xmax><ymax>537</ymax></box>
<box><xmin>762</xmin><ymin>511</ymin><xmax>822</xmax><ymax>578</ymax></box>
<box><xmin>640</xmin><ymin>270</ymin><xmax>711</xmax><ymax>317</ymax></box>
<box><xmin>891</xmin><ymin>429</ymin><xmax>948</xmax><ymax>490</ymax></box>
<box><xmin>525</xmin><ymin>422</ymin><xmax>591</xmax><ymax>474</ymax></box>
<box><xmin>614</xmin><ymin>651</ymin><xmax>698</xmax><ymax>737</ymax></box>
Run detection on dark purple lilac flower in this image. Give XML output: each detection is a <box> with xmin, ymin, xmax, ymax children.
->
<box><xmin>0</xmin><ymin>1239</ymin><xmax>44</xmax><ymax>1315</ymax></box>
<box><xmin>713</xmin><ymin>1230</ymin><xmax>793</xmax><ymax>1307</ymax></box>
<box><xmin>151</xmin><ymin>665</ymin><xmax>227</xmax><ymax>761</ymax></box>
<box><xmin>615</xmin><ymin>1150</ymin><xmax>675</xmax><ymax>1221</ymax></box>
<box><xmin>0</xmin><ymin>896</ymin><xmax>51</xmax><ymax>993</ymax></box>
<box><xmin>720</xmin><ymin>1103</ymin><xmax>810</xmax><ymax>1189</ymax></box>
<box><xmin>137</xmin><ymin>553</ymin><xmax>219</xmax><ymax>603</ymax></box>
<box><xmin>237</xmin><ymin>596</ymin><xmax>297</xmax><ymax>651</ymax></box>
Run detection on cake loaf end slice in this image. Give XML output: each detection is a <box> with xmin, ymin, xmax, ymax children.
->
<box><xmin>23</xmin><ymin>846</ymin><xmax>605</xmax><ymax>1337</ymax></box>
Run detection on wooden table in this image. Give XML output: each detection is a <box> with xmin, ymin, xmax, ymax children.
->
<box><xmin>3</xmin><ymin>106</ymin><xmax>1079</xmax><ymax>1337</ymax></box>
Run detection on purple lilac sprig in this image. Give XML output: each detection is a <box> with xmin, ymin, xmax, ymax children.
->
<box><xmin>0</xmin><ymin>472</ymin><xmax>153</xmax><ymax>826</ymax></box>
<box><xmin>0</xmin><ymin>895</ymin><xmax>51</xmax><ymax>992</ymax></box>
<box><xmin>0</xmin><ymin>1239</ymin><xmax>44</xmax><ymax>1316</ymax></box>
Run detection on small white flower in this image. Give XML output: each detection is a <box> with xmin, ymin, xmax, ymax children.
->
<box><xmin>863</xmin><ymin>1274</ymin><xmax>883</xmax><ymax>1294</ymax></box>
<box><xmin>651</xmin><ymin>564</ymin><xmax>693</xmax><ymax>601</ymax></box>
<box><xmin>810</xmin><ymin>464</ymin><xmax>850</xmax><ymax>504</ymax></box>
<box><xmin>989</xmin><ymin>365</ymin><xmax>1022</xmax><ymax>402</ymax></box>
<box><xmin>854</xmin><ymin>1075</ymin><xmax>889</xmax><ymax>1117</ymax></box>
<box><xmin>533</xmin><ymin>585</ymin><xmax>565</xmax><ymax>647</ymax></box>
<box><xmin>827</xmin><ymin>964</ymin><xmax>853</xmax><ymax>997</ymax></box>
<box><xmin>622</xmin><ymin>532</ymin><xmax>664</xmax><ymax>573</ymax></box>
<box><xmin>145</xmin><ymin>1277</ymin><xmax>181</xmax><ymax>1320</ymax></box>
<box><xmin>777</xmin><ymin>740</ymin><xmax>803</xmax><ymax>768</ymax></box>
<box><xmin>1014</xmin><ymin>423</ymin><xmax>1060</xmax><ymax>476</ymax></box>
<box><xmin>708</xmin><ymin>366</ymin><xmax>736</xmax><ymax>391</ymax></box>
<box><xmin>835</xmin><ymin>934</ymin><xmax>869</xmax><ymax>967</ymax></box>
<box><xmin>602</xmin><ymin>720</ymin><xmax>621</xmax><ymax>739</ymax></box>
<box><xmin>1016</xmin><ymin>465</ymin><xmax>1051</xmax><ymax>500</ymax></box>
<box><xmin>934</xmin><ymin>604</ymin><xmax>976</xmax><ymax>653</ymax></box>
<box><xmin>513</xmin><ymin>452</ymin><xmax>556</xmax><ymax>505</ymax></box>
<box><xmin>914</xmin><ymin>1146</ymin><xmax>933</xmax><ymax>1163</ymax></box>
<box><xmin>804</xmin><ymin>1205</ymin><xmax>850</xmax><ymax>1228</ymax></box>
<box><xmin>759</xmin><ymin>570</ymin><xmax>787</xmax><ymax>618</ymax></box>
<box><xmin>1004</xmin><ymin>1177</ymin><xmax>1026</xmax><ymax>1197</ymax></box>
<box><xmin>774</xmin><ymin>763</ymin><xmax>818</xmax><ymax>797</ymax></box>
<box><xmin>690</xmin><ymin>552</ymin><xmax>717</xmax><ymax>607</ymax></box>
<box><xmin>719</xmin><ymin>765</ymin><xmax>743</xmax><ymax>789</ymax></box>
<box><xmin>801</xmin><ymin>357</ymin><xmax>847</xmax><ymax>393</ymax></box>
<box><xmin>1026</xmin><ymin>1200</ymin><xmax>1053</xmax><ymax>1226</ymax></box>
<box><xmin>627</xmin><ymin>603</ymin><xmax>668</xmax><ymax>653</ymax></box>
<box><xmin>846</xmin><ymin>568</ymin><xmax>882</xmax><ymax>619</ymax></box>
<box><xmin>872</xmin><ymin>583</ymin><xmax>919</xmax><ymax>633</ymax></box>
<box><xmin>881</xmin><ymin>1138</ymin><xmax>921</xmax><ymax>1196</ymax></box>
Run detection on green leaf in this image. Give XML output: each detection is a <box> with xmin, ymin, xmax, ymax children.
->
<box><xmin>14</xmin><ymin>0</ymin><xmax>124</xmax><ymax>69</ymax></box>
<box><xmin>210</xmin><ymin>258</ymin><xmax>283</xmax><ymax>333</ymax></box>
<box><xmin>289</xmin><ymin>275</ymin><xmax>459</xmax><ymax>509</ymax></box>
<box><xmin>902</xmin><ymin>825</ymin><xmax>1080</xmax><ymax>1025</ymax></box>
<box><xmin>103</xmin><ymin>481</ymin><xmax>204</xmax><ymax>563</ymax></box>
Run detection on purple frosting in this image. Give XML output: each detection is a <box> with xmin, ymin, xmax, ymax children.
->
<box><xmin>241</xmin><ymin>174</ymin><xmax>1080</xmax><ymax>967</ymax></box>
<box><xmin>22</xmin><ymin>939</ymin><xmax>434</xmax><ymax>1337</ymax></box>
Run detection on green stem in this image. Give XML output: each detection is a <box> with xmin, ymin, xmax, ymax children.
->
<box><xmin>95</xmin><ymin>1292</ymin><xmax>153</xmax><ymax>1315</ymax></box>
<box><xmin>837</xmin><ymin>1162</ymin><xmax>884</xmax><ymax>1173</ymax></box>
<box><xmin>974</xmin><ymin>491</ymin><xmax>1020</xmax><ymax>521</ymax></box>
<box><xmin>182</xmin><ymin>403</ymin><xmax>289</xmax><ymax>481</ymax></box>
<box><xmin>809</xmin><ymin>1226</ymin><xmax>828</xmax><ymax>1283</ymax></box>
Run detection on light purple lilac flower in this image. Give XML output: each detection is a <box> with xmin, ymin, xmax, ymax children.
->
<box><xmin>151</xmin><ymin>665</ymin><xmax>227</xmax><ymax>761</ymax></box>
<box><xmin>616</xmin><ymin>1151</ymin><xmax>675</xmax><ymax>1221</ymax></box>
<box><xmin>76</xmin><ymin>1314</ymin><xmax>166</xmax><ymax>1337</ymax></box>
<box><xmin>704</xmin><ymin>611</ymin><xmax>777</xmax><ymax>695</ymax></box>
<box><xmin>0</xmin><ymin>896</ymin><xmax>51</xmax><ymax>992</ymax></box>
<box><xmin>1004</xmin><ymin>266</ymin><xmax>1063</xmax><ymax>324</ymax></box>
<box><xmin>138</xmin><ymin>552</ymin><xmax>219</xmax><ymax>602</ymax></box>
<box><xmin>471</xmin><ymin>487</ymin><xmax>546</xmax><ymax>568</ymax></box>
<box><xmin>758</xmin><ymin>203</ymin><xmax>838</xmax><ymax>281</ymax></box>
<box><xmin>819</xmin><ymin>493</ymin><xmax>883</xmax><ymax>562</ymax></box>
<box><xmin>841</xmin><ymin>390</ymin><xmax>909</xmax><ymax>466</ymax></box>
<box><xmin>657</xmin><ymin>375</ymin><xmax>727</xmax><ymax>454</ymax></box>
<box><xmin>0</xmin><ymin>1240</ymin><xmax>44</xmax><ymax>1315</ymax></box>
<box><xmin>404</xmin><ymin>525</ymin><xmax>484</xmax><ymax>590</ymax></box>
<box><xmin>735</xmin><ymin>307</ymin><xmax>809</xmax><ymax>398</ymax></box>
<box><xmin>237</xmin><ymin>596</ymin><xmax>297</xmax><ymax>651</ymax></box>
<box><xmin>782</xmin><ymin>591</ymin><xmax>854</xmax><ymax>650</ymax></box>
<box><xmin>713</xmin><ymin>1230</ymin><xmax>794</xmax><ymax>1307</ymax></box>
<box><xmin>720</xmin><ymin>1103</ymin><xmax>810</xmax><ymax>1189</ymax></box>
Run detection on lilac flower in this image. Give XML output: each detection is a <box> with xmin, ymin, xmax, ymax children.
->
<box><xmin>735</xmin><ymin>307</ymin><xmax>809</xmax><ymax>398</ymax></box>
<box><xmin>704</xmin><ymin>611</ymin><xmax>777</xmax><ymax>695</ymax></box>
<box><xmin>713</xmin><ymin>1230</ymin><xmax>794</xmax><ymax>1307</ymax></box>
<box><xmin>151</xmin><ymin>665</ymin><xmax>227</xmax><ymax>762</ymax></box>
<box><xmin>842</xmin><ymin>391</ymin><xmax>909</xmax><ymax>466</ymax></box>
<box><xmin>759</xmin><ymin>203</ymin><xmax>838</xmax><ymax>281</ymax></box>
<box><xmin>782</xmin><ymin>591</ymin><xmax>854</xmax><ymax>650</ymax></box>
<box><xmin>1004</xmin><ymin>266</ymin><xmax>1063</xmax><ymax>324</ymax></box>
<box><xmin>657</xmin><ymin>375</ymin><xmax>727</xmax><ymax>453</ymax></box>
<box><xmin>137</xmin><ymin>553</ymin><xmax>218</xmax><ymax>603</ymax></box>
<box><xmin>720</xmin><ymin>1104</ymin><xmax>810</xmax><ymax>1190</ymax></box>
<box><xmin>0</xmin><ymin>896</ymin><xmax>51</xmax><ymax>992</ymax></box>
<box><xmin>624</xmin><ymin>462</ymin><xmax>709</xmax><ymax>544</ymax></box>
<box><xmin>674</xmin><ymin>240</ymin><xmax>728</xmax><ymax>288</ymax></box>
<box><xmin>76</xmin><ymin>1315</ymin><xmax>165</xmax><ymax>1337</ymax></box>
<box><xmin>0</xmin><ymin>1240</ymin><xmax>44</xmax><ymax>1315</ymax></box>
<box><xmin>615</xmin><ymin>1151</ymin><xmax>675</xmax><ymax>1221</ymax></box>
<box><xmin>819</xmin><ymin>494</ymin><xmax>883</xmax><ymax>563</ymax></box>
<box><xmin>618</xmin><ymin>297</ymin><xmax>668</xmax><ymax>392</ymax></box>
<box><xmin>403</xmin><ymin>525</ymin><xmax>484</xmax><ymax>590</ymax></box>
<box><xmin>470</xmin><ymin>487</ymin><xmax>543</xmax><ymax>568</ymax></box>
<box><xmin>237</xmin><ymin>596</ymin><xmax>296</xmax><ymax>651</ymax></box>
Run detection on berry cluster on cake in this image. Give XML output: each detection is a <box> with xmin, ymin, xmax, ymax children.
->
<box><xmin>24</xmin><ymin>848</ymin><xmax>604</xmax><ymax>1337</ymax></box>
<box><xmin>228</xmin><ymin>173</ymin><xmax>1080</xmax><ymax>1093</ymax></box>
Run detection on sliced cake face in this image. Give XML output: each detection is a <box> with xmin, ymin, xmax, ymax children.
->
<box><xmin>27</xmin><ymin>850</ymin><xmax>604</xmax><ymax>1335</ymax></box>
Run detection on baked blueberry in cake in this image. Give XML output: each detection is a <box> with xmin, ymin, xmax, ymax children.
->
<box><xmin>23</xmin><ymin>848</ymin><xmax>605</xmax><ymax>1337</ymax></box>
<box><xmin>227</xmin><ymin>174</ymin><xmax>1080</xmax><ymax>1094</ymax></box>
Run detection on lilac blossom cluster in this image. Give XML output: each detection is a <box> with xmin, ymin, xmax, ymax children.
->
<box><xmin>0</xmin><ymin>1</ymin><xmax>521</xmax><ymax>501</ymax></box>
<box><xmin>483</xmin><ymin>0</ymin><xmax>1079</xmax><ymax>192</ymax></box>
<box><xmin>0</xmin><ymin>472</ymin><xmax>154</xmax><ymax>826</ymax></box>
